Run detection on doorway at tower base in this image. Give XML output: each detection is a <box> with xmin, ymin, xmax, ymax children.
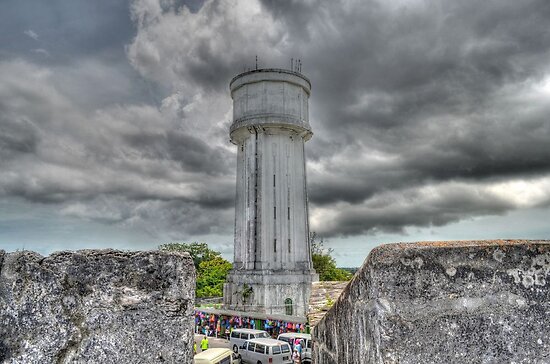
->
<box><xmin>223</xmin><ymin>269</ymin><xmax>318</xmax><ymax>318</ymax></box>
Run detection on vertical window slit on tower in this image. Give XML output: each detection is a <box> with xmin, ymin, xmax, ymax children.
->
<box><xmin>274</xmin><ymin>206</ymin><xmax>276</xmax><ymax>219</ymax></box>
<box><xmin>288</xmin><ymin>239</ymin><xmax>291</xmax><ymax>253</ymax></box>
<box><xmin>288</xmin><ymin>207</ymin><xmax>290</xmax><ymax>220</ymax></box>
<box><xmin>273</xmin><ymin>174</ymin><xmax>276</xmax><ymax>187</ymax></box>
<box><xmin>274</xmin><ymin>238</ymin><xmax>277</xmax><ymax>252</ymax></box>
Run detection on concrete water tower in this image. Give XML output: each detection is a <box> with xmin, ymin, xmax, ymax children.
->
<box><xmin>223</xmin><ymin>67</ymin><xmax>318</xmax><ymax>318</ymax></box>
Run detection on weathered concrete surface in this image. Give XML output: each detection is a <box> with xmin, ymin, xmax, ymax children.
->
<box><xmin>225</xmin><ymin>68</ymin><xmax>317</xmax><ymax>317</ymax></box>
<box><xmin>313</xmin><ymin>240</ymin><xmax>550</xmax><ymax>364</ymax></box>
<box><xmin>308</xmin><ymin>281</ymin><xmax>348</xmax><ymax>327</ymax></box>
<box><xmin>0</xmin><ymin>249</ymin><xmax>195</xmax><ymax>363</ymax></box>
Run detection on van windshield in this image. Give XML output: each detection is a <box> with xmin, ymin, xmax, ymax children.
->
<box><xmin>219</xmin><ymin>357</ymin><xmax>231</xmax><ymax>364</ymax></box>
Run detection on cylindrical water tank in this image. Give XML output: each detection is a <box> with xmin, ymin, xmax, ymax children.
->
<box><xmin>229</xmin><ymin>69</ymin><xmax>312</xmax><ymax>144</ymax></box>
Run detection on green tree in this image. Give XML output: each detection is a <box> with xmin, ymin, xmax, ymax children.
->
<box><xmin>196</xmin><ymin>256</ymin><xmax>233</xmax><ymax>298</ymax></box>
<box><xmin>310</xmin><ymin>232</ymin><xmax>353</xmax><ymax>281</ymax></box>
<box><xmin>159</xmin><ymin>242</ymin><xmax>220</xmax><ymax>270</ymax></box>
<box><xmin>159</xmin><ymin>242</ymin><xmax>232</xmax><ymax>298</ymax></box>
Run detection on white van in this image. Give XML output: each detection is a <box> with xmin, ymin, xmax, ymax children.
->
<box><xmin>277</xmin><ymin>333</ymin><xmax>312</xmax><ymax>364</ymax></box>
<box><xmin>237</xmin><ymin>338</ymin><xmax>292</xmax><ymax>364</ymax></box>
<box><xmin>229</xmin><ymin>328</ymin><xmax>270</xmax><ymax>353</ymax></box>
<box><xmin>194</xmin><ymin>348</ymin><xmax>241</xmax><ymax>364</ymax></box>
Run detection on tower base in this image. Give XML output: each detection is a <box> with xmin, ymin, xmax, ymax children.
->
<box><xmin>223</xmin><ymin>269</ymin><xmax>318</xmax><ymax>318</ymax></box>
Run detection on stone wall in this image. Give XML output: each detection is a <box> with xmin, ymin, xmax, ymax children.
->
<box><xmin>313</xmin><ymin>240</ymin><xmax>550</xmax><ymax>364</ymax></box>
<box><xmin>308</xmin><ymin>281</ymin><xmax>348</xmax><ymax>327</ymax></box>
<box><xmin>224</xmin><ymin>269</ymin><xmax>316</xmax><ymax>317</ymax></box>
<box><xmin>0</xmin><ymin>249</ymin><xmax>195</xmax><ymax>364</ymax></box>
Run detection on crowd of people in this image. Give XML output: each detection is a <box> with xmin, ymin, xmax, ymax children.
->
<box><xmin>195</xmin><ymin>310</ymin><xmax>309</xmax><ymax>338</ymax></box>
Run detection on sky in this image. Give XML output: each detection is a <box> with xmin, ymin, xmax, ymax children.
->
<box><xmin>1</xmin><ymin>0</ymin><xmax>549</xmax><ymax>267</ymax></box>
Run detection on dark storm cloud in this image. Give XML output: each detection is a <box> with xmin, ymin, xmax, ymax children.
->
<box><xmin>0</xmin><ymin>0</ymin><xmax>135</xmax><ymax>62</ymax></box>
<box><xmin>319</xmin><ymin>187</ymin><xmax>516</xmax><ymax>237</ymax></box>
<box><xmin>0</xmin><ymin>56</ymin><xmax>235</xmax><ymax>238</ymax></box>
<box><xmin>0</xmin><ymin>0</ymin><xmax>157</xmax><ymax>110</ymax></box>
<box><xmin>261</xmin><ymin>4</ymin><xmax>550</xmax><ymax>193</ymax></box>
<box><xmin>255</xmin><ymin>0</ymin><xmax>550</xmax><ymax>236</ymax></box>
<box><xmin>0</xmin><ymin>117</ymin><xmax>39</xmax><ymax>158</ymax></box>
<box><xmin>2</xmin><ymin>0</ymin><xmax>550</xmax><ymax>244</ymax></box>
<box><xmin>308</xmin><ymin>112</ymin><xmax>550</xmax><ymax>207</ymax></box>
<box><xmin>122</xmin><ymin>130</ymin><xmax>232</xmax><ymax>175</ymax></box>
<box><xmin>0</xmin><ymin>0</ymin><xmax>237</xmax><ymax>243</ymax></box>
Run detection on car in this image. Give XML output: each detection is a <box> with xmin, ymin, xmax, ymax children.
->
<box><xmin>238</xmin><ymin>338</ymin><xmax>292</xmax><ymax>364</ymax></box>
<box><xmin>194</xmin><ymin>348</ymin><xmax>242</xmax><ymax>364</ymax></box>
<box><xmin>229</xmin><ymin>328</ymin><xmax>270</xmax><ymax>353</ymax></box>
<box><xmin>277</xmin><ymin>333</ymin><xmax>312</xmax><ymax>364</ymax></box>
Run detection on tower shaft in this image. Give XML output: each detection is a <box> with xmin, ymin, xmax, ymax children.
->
<box><xmin>234</xmin><ymin>129</ymin><xmax>311</xmax><ymax>271</ymax></box>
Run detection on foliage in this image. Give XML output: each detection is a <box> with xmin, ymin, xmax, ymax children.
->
<box><xmin>325</xmin><ymin>295</ymin><xmax>335</xmax><ymax>308</ymax></box>
<box><xmin>340</xmin><ymin>267</ymin><xmax>359</xmax><ymax>275</ymax></box>
<box><xmin>240</xmin><ymin>283</ymin><xmax>254</xmax><ymax>303</ymax></box>
<box><xmin>159</xmin><ymin>242</ymin><xmax>220</xmax><ymax>270</ymax></box>
<box><xmin>310</xmin><ymin>232</ymin><xmax>353</xmax><ymax>281</ymax></box>
<box><xmin>196</xmin><ymin>256</ymin><xmax>232</xmax><ymax>298</ymax></box>
<box><xmin>159</xmin><ymin>242</ymin><xmax>231</xmax><ymax>298</ymax></box>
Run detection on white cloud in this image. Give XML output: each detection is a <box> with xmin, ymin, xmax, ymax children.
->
<box><xmin>127</xmin><ymin>0</ymin><xmax>285</xmax><ymax>91</ymax></box>
<box><xmin>311</xmin><ymin>177</ymin><xmax>550</xmax><ymax>237</ymax></box>
<box><xmin>24</xmin><ymin>29</ymin><xmax>39</xmax><ymax>40</ymax></box>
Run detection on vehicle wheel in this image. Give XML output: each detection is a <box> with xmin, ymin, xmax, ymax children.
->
<box><xmin>257</xmin><ymin>361</ymin><xmax>262</xmax><ymax>364</ymax></box>
<box><xmin>233</xmin><ymin>344</ymin><xmax>238</xmax><ymax>353</ymax></box>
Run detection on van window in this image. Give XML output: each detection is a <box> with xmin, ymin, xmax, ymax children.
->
<box><xmin>272</xmin><ymin>346</ymin><xmax>281</xmax><ymax>355</ymax></box>
<box><xmin>279</xmin><ymin>337</ymin><xmax>291</xmax><ymax>345</ymax></box>
<box><xmin>281</xmin><ymin>344</ymin><xmax>291</xmax><ymax>353</ymax></box>
<box><xmin>247</xmin><ymin>342</ymin><xmax>255</xmax><ymax>352</ymax></box>
<box><xmin>307</xmin><ymin>340</ymin><xmax>312</xmax><ymax>349</ymax></box>
<box><xmin>240</xmin><ymin>333</ymin><xmax>248</xmax><ymax>340</ymax></box>
<box><xmin>218</xmin><ymin>357</ymin><xmax>231</xmax><ymax>364</ymax></box>
<box><xmin>255</xmin><ymin>344</ymin><xmax>265</xmax><ymax>354</ymax></box>
<box><xmin>231</xmin><ymin>331</ymin><xmax>239</xmax><ymax>338</ymax></box>
<box><xmin>255</xmin><ymin>332</ymin><xmax>269</xmax><ymax>339</ymax></box>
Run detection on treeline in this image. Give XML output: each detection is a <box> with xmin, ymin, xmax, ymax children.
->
<box><xmin>159</xmin><ymin>234</ymin><xmax>355</xmax><ymax>298</ymax></box>
<box><xmin>159</xmin><ymin>242</ymin><xmax>232</xmax><ymax>298</ymax></box>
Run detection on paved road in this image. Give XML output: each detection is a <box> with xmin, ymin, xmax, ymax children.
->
<box><xmin>194</xmin><ymin>334</ymin><xmax>231</xmax><ymax>353</ymax></box>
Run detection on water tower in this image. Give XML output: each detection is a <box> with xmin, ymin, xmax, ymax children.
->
<box><xmin>223</xmin><ymin>67</ymin><xmax>318</xmax><ymax>317</ymax></box>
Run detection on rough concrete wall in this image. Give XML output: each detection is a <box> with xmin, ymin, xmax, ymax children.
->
<box><xmin>0</xmin><ymin>249</ymin><xmax>195</xmax><ymax>364</ymax></box>
<box><xmin>308</xmin><ymin>281</ymin><xmax>348</xmax><ymax>327</ymax></box>
<box><xmin>313</xmin><ymin>240</ymin><xmax>550</xmax><ymax>364</ymax></box>
<box><xmin>224</xmin><ymin>270</ymin><xmax>315</xmax><ymax>317</ymax></box>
